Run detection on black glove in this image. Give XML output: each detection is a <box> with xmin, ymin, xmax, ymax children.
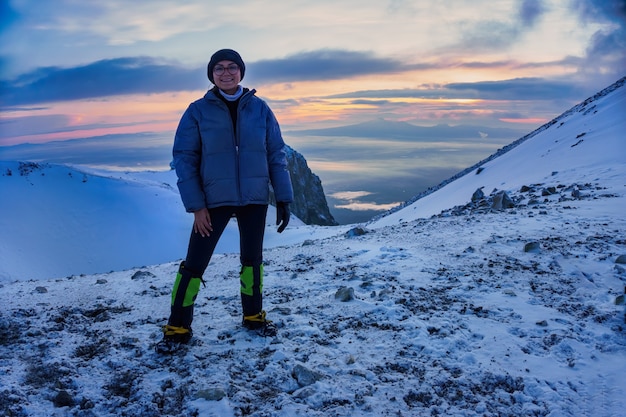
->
<box><xmin>276</xmin><ymin>202</ymin><xmax>290</xmax><ymax>233</ymax></box>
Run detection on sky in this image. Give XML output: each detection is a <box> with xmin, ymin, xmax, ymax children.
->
<box><xmin>0</xmin><ymin>0</ymin><xmax>625</xmax><ymax>221</ymax></box>
<box><xmin>1</xmin><ymin>0</ymin><xmax>624</xmax><ymax>143</ymax></box>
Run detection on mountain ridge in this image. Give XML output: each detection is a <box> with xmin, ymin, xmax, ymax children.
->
<box><xmin>286</xmin><ymin>118</ymin><xmax>526</xmax><ymax>141</ymax></box>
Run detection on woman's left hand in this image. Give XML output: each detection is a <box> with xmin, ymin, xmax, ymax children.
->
<box><xmin>276</xmin><ymin>202</ymin><xmax>290</xmax><ymax>233</ymax></box>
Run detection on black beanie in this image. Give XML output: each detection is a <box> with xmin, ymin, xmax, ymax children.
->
<box><xmin>207</xmin><ymin>49</ymin><xmax>245</xmax><ymax>84</ymax></box>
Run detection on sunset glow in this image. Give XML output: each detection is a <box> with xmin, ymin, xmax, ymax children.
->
<box><xmin>1</xmin><ymin>0</ymin><xmax>623</xmax><ymax>165</ymax></box>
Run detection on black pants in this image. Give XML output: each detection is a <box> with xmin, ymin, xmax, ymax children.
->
<box><xmin>167</xmin><ymin>204</ymin><xmax>268</xmax><ymax>328</ymax></box>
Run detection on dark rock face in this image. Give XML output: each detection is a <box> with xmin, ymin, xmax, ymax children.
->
<box><xmin>271</xmin><ymin>146</ymin><xmax>338</xmax><ymax>226</ymax></box>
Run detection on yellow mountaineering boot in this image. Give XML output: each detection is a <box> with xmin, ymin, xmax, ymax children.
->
<box><xmin>242</xmin><ymin>310</ymin><xmax>277</xmax><ymax>337</ymax></box>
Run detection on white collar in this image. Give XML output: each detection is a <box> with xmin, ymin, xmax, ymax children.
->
<box><xmin>220</xmin><ymin>86</ymin><xmax>244</xmax><ymax>101</ymax></box>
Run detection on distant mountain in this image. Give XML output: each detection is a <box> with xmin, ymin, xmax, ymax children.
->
<box><xmin>286</xmin><ymin>119</ymin><xmax>525</xmax><ymax>141</ymax></box>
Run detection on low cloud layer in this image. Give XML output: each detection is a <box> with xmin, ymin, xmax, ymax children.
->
<box><xmin>0</xmin><ymin>57</ymin><xmax>203</xmax><ymax>106</ymax></box>
<box><xmin>0</xmin><ymin>53</ymin><xmax>591</xmax><ymax>108</ymax></box>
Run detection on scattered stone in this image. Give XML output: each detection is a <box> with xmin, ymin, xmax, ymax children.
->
<box><xmin>131</xmin><ymin>270</ymin><xmax>156</xmax><ymax>280</ymax></box>
<box><xmin>96</xmin><ymin>279</ymin><xmax>108</xmax><ymax>284</ymax></box>
<box><xmin>335</xmin><ymin>286</ymin><xmax>355</xmax><ymax>302</ymax></box>
<box><xmin>471</xmin><ymin>188</ymin><xmax>485</xmax><ymax>201</ymax></box>
<box><xmin>615</xmin><ymin>255</ymin><xmax>626</xmax><ymax>264</ymax></box>
<box><xmin>196</xmin><ymin>387</ymin><xmax>226</xmax><ymax>401</ymax></box>
<box><xmin>292</xmin><ymin>364</ymin><xmax>323</xmax><ymax>387</ymax></box>
<box><xmin>53</xmin><ymin>390</ymin><xmax>74</xmax><ymax>408</ymax></box>
<box><xmin>345</xmin><ymin>227</ymin><xmax>369</xmax><ymax>237</ymax></box>
<box><xmin>524</xmin><ymin>242</ymin><xmax>541</xmax><ymax>253</ymax></box>
<box><xmin>536</xmin><ymin>320</ymin><xmax>548</xmax><ymax>327</ymax></box>
<box><xmin>292</xmin><ymin>386</ymin><xmax>317</xmax><ymax>399</ymax></box>
<box><xmin>491</xmin><ymin>191</ymin><xmax>515</xmax><ymax>210</ymax></box>
<box><xmin>34</xmin><ymin>286</ymin><xmax>47</xmax><ymax>294</ymax></box>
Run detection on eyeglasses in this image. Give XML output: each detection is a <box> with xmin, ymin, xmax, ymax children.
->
<box><xmin>213</xmin><ymin>64</ymin><xmax>239</xmax><ymax>76</ymax></box>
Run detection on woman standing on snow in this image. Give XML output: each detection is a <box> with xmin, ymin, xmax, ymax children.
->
<box><xmin>156</xmin><ymin>49</ymin><xmax>293</xmax><ymax>354</ymax></box>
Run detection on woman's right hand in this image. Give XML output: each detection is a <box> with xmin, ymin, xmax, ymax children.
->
<box><xmin>193</xmin><ymin>208</ymin><xmax>213</xmax><ymax>237</ymax></box>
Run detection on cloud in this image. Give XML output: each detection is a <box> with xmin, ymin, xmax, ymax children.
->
<box><xmin>349</xmin><ymin>99</ymin><xmax>392</xmax><ymax>106</ymax></box>
<box><xmin>330</xmin><ymin>191</ymin><xmax>373</xmax><ymax>200</ymax></box>
<box><xmin>572</xmin><ymin>0</ymin><xmax>626</xmax><ymax>25</ymax></box>
<box><xmin>458</xmin><ymin>21</ymin><xmax>521</xmax><ymax>50</ymax></box>
<box><xmin>444</xmin><ymin>77</ymin><xmax>579</xmax><ymax>100</ymax></box>
<box><xmin>329</xmin><ymin>189</ymin><xmax>400</xmax><ymax>212</ymax></box>
<box><xmin>519</xmin><ymin>0</ymin><xmax>546</xmax><ymax>27</ymax></box>
<box><xmin>249</xmin><ymin>49</ymin><xmax>410</xmax><ymax>83</ymax></box>
<box><xmin>0</xmin><ymin>57</ymin><xmax>205</xmax><ymax>106</ymax></box>
<box><xmin>5</xmin><ymin>1</ymin><xmax>213</xmax><ymax>45</ymax></box>
<box><xmin>571</xmin><ymin>0</ymin><xmax>626</xmax><ymax>79</ymax></box>
<box><xmin>0</xmin><ymin>115</ymin><xmax>72</xmax><ymax>140</ymax></box>
<box><xmin>334</xmin><ymin>201</ymin><xmax>401</xmax><ymax>212</ymax></box>
<box><xmin>323</xmin><ymin>77</ymin><xmax>580</xmax><ymax>101</ymax></box>
<box><xmin>0</xmin><ymin>49</ymin><xmax>418</xmax><ymax>106</ymax></box>
<box><xmin>454</xmin><ymin>0</ymin><xmax>547</xmax><ymax>52</ymax></box>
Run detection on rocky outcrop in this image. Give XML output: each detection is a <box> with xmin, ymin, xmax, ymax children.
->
<box><xmin>270</xmin><ymin>146</ymin><xmax>337</xmax><ymax>226</ymax></box>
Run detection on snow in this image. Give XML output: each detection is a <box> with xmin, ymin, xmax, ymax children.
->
<box><xmin>0</xmin><ymin>78</ymin><xmax>625</xmax><ymax>416</ymax></box>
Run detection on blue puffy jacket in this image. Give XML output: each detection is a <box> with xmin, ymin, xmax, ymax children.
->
<box><xmin>173</xmin><ymin>88</ymin><xmax>294</xmax><ymax>212</ymax></box>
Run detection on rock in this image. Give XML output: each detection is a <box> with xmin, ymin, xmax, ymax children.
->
<box><xmin>271</xmin><ymin>146</ymin><xmax>338</xmax><ymax>226</ymax></box>
<box><xmin>35</xmin><ymin>286</ymin><xmax>47</xmax><ymax>294</ymax></box>
<box><xmin>196</xmin><ymin>387</ymin><xmax>226</xmax><ymax>401</ymax></box>
<box><xmin>491</xmin><ymin>191</ymin><xmax>515</xmax><ymax>210</ymax></box>
<box><xmin>131</xmin><ymin>270</ymin><xmax>155</xmax><ymax>280</ymax></box>
<box><xmin>520</xmin><ymin>185</ymin><xmax>532</xmax><ymax>193</ymax></box>
<box><xmin>615</xmin><ymin>254</ymin><xmax>626</xmax><ymax>264</ymax></box>
<box><xmin>292</xmin><ymin>364</ymin><xmax>323</xmax><ymax>387</ymax></box>
<box><xmin>292</xmin><ymin>386</ymin><xmax>317</xmax><ymax>399</ymax></box>
<box><xmin>335</xmin><ymin>286</ymin><xmax>355</xmax><ymax>302</ymax></box>
<box><xmin>345</xmin><ymin>227</ymin><xmax>369</xmax><ymax>237</ymax></box>
<box><xmin>53</xmin><ymin>390</ymin><xmax>74</xmax><ymax>408</ymax></box>
<box><xmin>524</xmin><ymin>242</ymin><xmax>541</xmax><ymax>253</ymax></box>
<box><xmin>471</xmin><ymin>188</ymin><xmax>485</xmax><ymax>201</ymax></box>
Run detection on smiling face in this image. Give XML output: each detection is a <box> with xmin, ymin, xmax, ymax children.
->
<box><xmin>213</xmin><ymin>60</ymin><xmax>241</xmax><ymax>94</ymax></box>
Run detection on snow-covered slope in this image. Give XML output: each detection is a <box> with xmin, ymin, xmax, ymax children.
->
<box><xmin>0</xmin><ymin>165</ymin><xmax>313</xmax><ymax>281</ymax></box>
<box><xmin>0</xmin><ymin>78</ymin><xmax>624</xmax><ymax>416</ymax></box>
